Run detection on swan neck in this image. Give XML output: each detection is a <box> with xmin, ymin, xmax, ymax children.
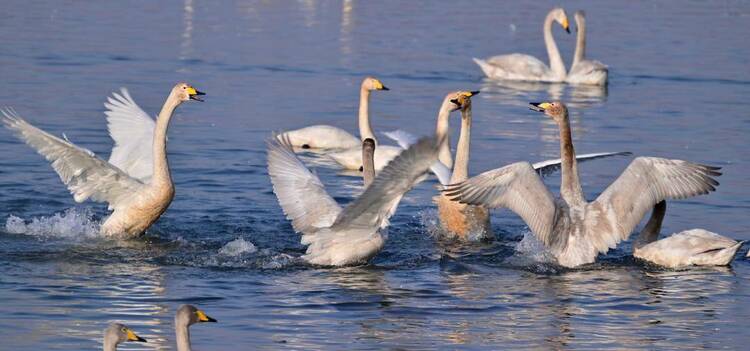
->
<box><xmin>435</xmin><ymin>102</ymin><xmax>453</xmax><ymax>168</ymax></box>
<box><xmin>103</xmin><ymin>336</ymin><xmax>117</xmax><ymax>351</ymax></box>
<box><xmin>544</xmin><ymin>13</ymin><xmax>566</xmax><ymax>80</ymax></box>
<box><xmin>151</xmin><ymin>94</ymin><xmax>180</xmax><ymax>187</ymax></box>
<box><xmin>573</xmin><ymin>15</ymin><xmax>586</xmax><ymax>68</ymax></box>
<box><xmin>358</xmin><ymin>87</ymin><xmax>375</xmax><ymax>142</ymax></box>
<box><xmin>175</xmin><ymin>323</ymin><xmax>191</xmax><ymax>351</ymax></box>
<box><xmin>362</xmin><ymin>143</ymin><xmax>375</xmax><ymax>187</ymax></box>
<box><xmin>558</xmin><ymin>115</ymin><xmax>584</xmax><ymax>204</ymax></box>
<box><xmin>635</xmin><ymin>201</ymin><xmax>667</xmax><ymax>249</ymax></box>
<box><xmin>450</xmin><ymin>107</ymin><xmax>472</xmax><ymax>183</ymax></box>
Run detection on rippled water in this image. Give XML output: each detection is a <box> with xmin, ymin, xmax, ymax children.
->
<box><xmin>1</xmin><ymin>1</ymin><xmax>749</xmax><ymax>349</ymax></box>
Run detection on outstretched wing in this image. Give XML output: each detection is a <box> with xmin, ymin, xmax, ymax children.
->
<box><xmin>332</xmin><ymin>136</ymin><xmax>439</xmax><ymax>230</ymax></box>
<box><xmin>533</xmin><ymin>152</ymin><xmax>632</xmax><ymax>177</ymax></box>
<box><xmin>104</xmin><ymin>88</ymin><xmax>156</xmax><ymax>182</ymax></box>
<box><xmin>443</xmin><ymin>162</ymin><xmax>557</xmax><ymax>245</ymax></box>
<box><xmin>267</xmin><ymin>134</ymin><xmax>342</xmax><ymax>235</ymax></box>
<box><xmin>589</xmin><ymin>157</ymin><xmax>721</xmax><ymax>249</ymax></box>
<box><xmin>1</xmin><ymin>108</ymin><xmax>144</xmax><ymax>210</ymax></box>
<box><xmin>383</xmin><ymin>130</ymin><xmax>451</xmax><ymax>185</ymax></box>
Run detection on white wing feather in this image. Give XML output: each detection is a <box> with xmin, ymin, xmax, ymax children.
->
<box><xmin>104</xmin><ymin>88</ymin><xmax>156</xmax><ymax>182</ymax></box>
<box><xmin>383</xmin><ymin>130</ymin><xmax>452</xmax><ymax>185</ymax></box>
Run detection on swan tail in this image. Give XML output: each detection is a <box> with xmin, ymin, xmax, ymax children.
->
<box><xmin>695</xmin><ymin>240</ymin><xmax>744</xmax><ymax>266</ymax></box>
<box><xmin>473</xmin><ymin>57</ymin><xmax>495</xmax><ymax>77</ymax></box>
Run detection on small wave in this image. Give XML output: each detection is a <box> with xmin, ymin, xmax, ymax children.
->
<box><xmin>218</xmin><ymin>238</ymin><xmax>258</xmax><ymax>256</ymax></box>
<box><xmin>4</xmin><ymin>208</ymin><xmax>101</xmax><ymax>239</ymax></box>
<box><xmin>163</xmin><ymin>237</ymin><xmax>302</xmax><ymax>269</ymax></box>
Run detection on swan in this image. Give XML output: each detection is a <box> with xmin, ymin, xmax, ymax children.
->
<box><xmin>0</xmin><ymin>82</ymin><xmax>204</xmax><ymax>237</ymax></box>
<box><xmin>279</xmin><ymin>76</ymin><xmax>389</xmax><ymax>150</ymax></box>
<box><xmin>566</xmin><ymin>10</ymin><xmax>608</xmax><ymax>86</ymax></box>
<box><xmin>387</xmin><ymin>92</ymin><xmax>631</xmax><ymax>241</ymax></box>
<box><xmin>103</xmin><ymin>323</ymin><xmax>146</xmax><ymax>351</ymax></box>
<box><xmin>474</xmin><ymin>7</ymin><xmax>570</xmax><ymax>83</ymax></box>
<box><xmin>175</xmin><ymin>304</ymin><xmax>217</xmax><ymax>351</ymax></box>
<box><xmin>444</xmin><ymin>101</ymin><xmax>722</xmax><ymax>267</ymax></box>
<box><xmin>268</xmin><ymin>134</ymin><xmax>440</xmax><ymax>266</ymax></box>
<box><xmin>632</xmin><ymin>201</ymin><xmax>743</xmax><ymax>267</ymax></box>
<box><xmin>362</xmin><ymin>138</ymin><xmax>376</xmax><ymax>187</ymax></box>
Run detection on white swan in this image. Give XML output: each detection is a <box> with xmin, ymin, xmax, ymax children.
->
<box><xmin>632</xmin><ymin>201</ymin><xmax>743</xmax><ymax>268</ymax></box>
<box><xmin>175</xmin><ymin>304</ymin><xmax>217</xmax><ymax>351</ymax></box>
<box><xmin>474</xmin><ymin>7</ymin><xmax>570</xmax><ymax>83</ymax></box>
<box><xmin>279</xmin><ymin>76</ymin><xmax>388</xmax><ymax>150</ymax></box>
<box><xmin>0</xmin><ymin>82</ymin><xmax>204</xmax><ymax>237</ymax></box>
<box><xmin>268</xmin><ymin>134</ymin><xmax>440</xmax><ymax>266</ymax></box>
<box><xmin>566</xmin><ymin>10</ymin><xmax>608</xmax><ymax>86</ymax></box>
<box><xmin>445</xmin><ymin>102</ymin><xmax>722</xmax><ymax>267</ymax></box>
<box><xmin>103</xmin><ymin>323</ymin><xmax>146</xmax><ymax>351</ymax></box>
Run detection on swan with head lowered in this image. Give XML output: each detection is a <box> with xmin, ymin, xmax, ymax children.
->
<box><xmin>1</xmin><ymin>82</ymin><xmax>205</xmax><ymax>237</ymax></box>
<box><xmin>386</xmin><ymin>92</ymin><xmax>630</xmax><ymax>241</ymax></box>
<box><xmin>474</xmin><ymin>7</ymin><xmax>570</xmax><ymax>83</ymax></box>
<box><xmin>445</xmin><ymin>101</ymin><xmax>721</xmax><ymax>267</ymax></box>
<box><xmin>632</xmin><ymin>201</ymin><xmax>743</xmax><ymax>268</ymax></box>
<box><xmin>565</xmin><ymin>10</ymin><xmax>608</xmax><ymax>86</ymax></box>
<box><xmin>268</xmin><ymin>134</ymin><xmax>440</xmax><ymax>266</ymax></box>
<box><xmin>103</xmin><ymin>323</ymin><xmax>146</xmax><ymax>351</ymax></box>
<box><xmin>279</xmin><ymin>76</ymin><xmax>389</xmax><ymax>150</ymax></box>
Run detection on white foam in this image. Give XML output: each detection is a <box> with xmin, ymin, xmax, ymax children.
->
<box><xmin>218</xmin><ymin>238</ymin><xmax>257</xmax><ymax>257</ymax></box>
<box><xmin>4</xmin><ymin>208</ymin><xmax>101</xmax><ymax>239</ymax></box>
<box><xmin>513</xmin><ymin>230</ymin><xmax>556</xmax><ymax>263</ymax></box>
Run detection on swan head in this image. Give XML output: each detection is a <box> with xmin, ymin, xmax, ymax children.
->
<box><xmin>175</xmin><ymin>304</ymin><xmax>217</xmax><ymax>328</ymax></box>
<box><xmin>446</xmin><ymin>91</ymin><xmax>479</xmax><ymax>112</ymax></box>
<box><xmin>361</xmin><ymin>76</ymin><xmax>389</xmax><ymax>91</ymax></box>
<box><xmin>529</xmin><ymin>101</ymin><xmax>567</xmax><ymax>122</ymax></box>
<box><xmin>104</xmin><ymin>323</ymin><xmax>147</xmax><ymax>346</ymax></box>
<box><xmin>172</xmin><ymin>82</ymin><xmax>206</xmax><ymax>102</ymax></box>
<box><xmin>551</xmin><ymin>7</ymin><xmax>570</xmax><ymax>33</ymax></box>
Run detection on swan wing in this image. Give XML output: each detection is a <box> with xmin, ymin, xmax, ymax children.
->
<box><xmin>480</xmin><ymin>54</ymin><xmax>549</xmax><ymax>79</ymax></box>
<box><xmin>443</xmin><ymin>162</ymin><xmax>557</xmax><ymax>245</ymax></box>
<box><xmin>332</xmin><ymin>136</ymin><xmax>439</xmax><ymax>230</ymax></box>
<box><xmin>383</xmin><ymin>129</ymin><xmax>452</xmax><ymax>185</ymax></box>
<box><xmin>533</xmin><ymin>151</ymin><xmax>632</xmax><ymax>177</ymax></box>
<box><xmin>590</xmin><ymin>157</ymin><xmax>721</xmax><ymax>248</ymax></box>
<box><xmin>1</xmin><ymin>108</ymin><xmax>144</xmax><ymax>209</ymax></box>
<box><xmin>104</xmin><ymin>88</ymin><xmax>156</xmax><ymax>182</ymax></box>
<box><xmin>267</xmin><ymin>134</ymin><xmax>342</xmax><ymax>234</ymax></box>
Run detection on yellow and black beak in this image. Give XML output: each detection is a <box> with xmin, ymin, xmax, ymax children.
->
<box><xmin>126</xmin><ymin>329</ymin><xmax>147</xmax><ymax>343</ymax></box>
<box><xmin>529</xmin><ymin>102</ymin><xmax>552</xmax><ymax>112</ymax></box>
<box><xmin>187</xmin><ymin>86</ymin><xmax>206</xmax><ymax>102</ymax></box>
<box><xmin>450</xmin><ymin>90</ymin><xmax>480</xmax><ymax>106</ymax></box>
<box><xmin>562</xmin><ymin>18</ymin><xmax>570</xmax><ymax>33</ymax></box>
<box><xmin>196</xmin><ymin>310</ymin><xmax>218</xmax><ymax>323</ymax></box>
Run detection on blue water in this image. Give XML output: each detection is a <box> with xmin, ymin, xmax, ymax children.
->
<box><xmin>1</xmin><ymin>1</ymin><xmax>750</xmax><ymax>349</ymax></box>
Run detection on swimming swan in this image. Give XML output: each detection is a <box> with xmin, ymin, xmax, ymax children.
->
<box><xmin>445</xmin><ymin>102</ymin><xmax>721</xmax><ymax>267</ymax></box>
<box><xmin>474</xmin><ymin>7</ymin><xmax>570</xmax><ymax>83</ymax></box>
<box><xmin>175</xmin><ymin>304</ymin><xmax>217</xmax><ymax>351</ymax></box>
<box><xmin>279</xmin><ymin>76</ymin><xmax>389</xmax><ymax>150</ymax></box>
<box><xmin>633</xmin><ymin>201</ymin><xmax>742</xmax><ymax>267</ymax></box>
<box><xmin>268</xmin><ymin>134</ymin><xmax>440</xmax><ymax>266</ymax></box>
<box><xmin>103</xmin><ymin>323</ymin><xmax>146</xmax><ymax>351</ymax></box>
<box><xmin>0</xmin><ymin>82</ymin><xmax>204</xmax><ymax>237</ymax></box>
<box><xmin>566</xmin><ymin>10</ymin><xmax>608</xmax><ymax>86</ymax></box>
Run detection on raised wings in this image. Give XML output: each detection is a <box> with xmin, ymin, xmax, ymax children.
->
<box><xmin>104</xmin><ymin>88</ymin><xmax>156</xmax><ymax>182</ymax></box>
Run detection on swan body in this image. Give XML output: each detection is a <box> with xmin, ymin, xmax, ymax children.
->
<box><xmin>1</xmin><ymin>83</ymin><xmax>204</xmax><ymax>237</ymax></box>
<box><xmin>566</xmin><ymin>10</ymin><xmax>608</xmax><ymax>86</ymax></box>
<box><xmin>474</xmin><ymin>8</ymin><xmax>570</xmax><ymax>82</ymax></box>
<box><xmin>632</xmin><ymin>201</ymin><xmax>742</xmax><ymax>267</ymax></box>
<box><xmin>445</xmin><ymin>102</ymin><xmax>721</xmax><ymax>267</ymax></box>
<box><xmin>268</xmin><ymin>134</ymin><xmax>440</xmax><ymax>266</ymax></box>
<box><xmin>279</xmin><ymin>76</ymin><xmax>388</xmax><ymax>150</ymax></box>
<box><xmin>175</xmin><ymin>304</ymin><xmax>217</xmax><ymax>351</ymax></box>
<box><xmin>103</xmin><ymin>323</ymin><xmax>146</xmax><ymax>351</ymax></box>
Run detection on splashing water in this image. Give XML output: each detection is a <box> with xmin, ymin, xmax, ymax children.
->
<box><xmin>4</xmin><ymin>208</ymin><xmax>101</xmax><ymax>239</ymax></box>
<box><xmin>511</xmin><ymin>231</ymin><xmax>557</xmax><ymax>264</ymax></box>
<box><xmin>218</xmin><ymin>238</ymin><xmax>258</xmax><ymax>256</ymax></box>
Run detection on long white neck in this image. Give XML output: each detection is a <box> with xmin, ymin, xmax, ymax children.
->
<box><xmin>450</xmin><ymin>106</ymin><xmax>472</xmax><ymax>183</ymax></box>
<box><xmin>634</xmin><ymin>201</ymin><xmax>666</xmax><ymax>250</ymax></box>
<box><xmin>572</xmin><ymin>15</ymin><xmax>586</xmax><ymax>68</ymax></box>
<box><xmin>558</xmin><ymin>114</ymin><xmax>585</xmax><ymax>205</ymax></box>
<box><xmin>175</xmin><ymin>323</ymin><xmax>191</xmax><ymax>351</ymax></box>
<box><xmin>103</xmin><ymin>336</ymin><xmax>117</xmax><ymax>351</ymax></box>
<box><xmin>435</xmin><ymin>100</ymin><xmax>454</xmax><ymax>168</ymax></box>
<box><xmin>543</xmin><ymin>12</ymin><xmax>566</xmax><ymax>80</ymax></box>
<box><xmin>151</xmin><ymin>93</ymin><xmax>180</xmax><ymax>187</ymax></box>
<box><xmin>358</xmin><ymin>86</ymin><xmax>375</xmax><ymax>142</ymax></box>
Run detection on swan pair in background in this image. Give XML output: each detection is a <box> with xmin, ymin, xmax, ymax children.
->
<box><xmin>1</xmin><ymin>82</ymin><xmax>204</xmax><ymax>237</ymax></box>
<box><xmin>103</xmin><ymin>304</ymin><xmax>216</xmax><ymax>351</ymax></box>
<box><xmin>445</xmin><ymin>102</ymin><xmax>738</xmax><ymax>268</ymax></box>
<box><xmin>474</xmin><ymin>8</ymin><xmax>608</xmax><ymax>85</ymax></box>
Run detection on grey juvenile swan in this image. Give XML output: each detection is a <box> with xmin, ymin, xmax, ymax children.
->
<box><xmin>103</xmin><ymin>323</ymin><xmax>146</xmax><ymax>351</ymax></box>
<box><xmin>175</xmin><ymin>304</ymin><xmax>217</xmax><ymax>351</ymax></box>
<box><xmin>1</xmin><ymin>83</ymin><xmax>204</xmax><ymax>237</ymax></box>
<box><xmin>566</xmin><ymin>10</ymin><xmax>609</xmax><ymax>86</ymax></box>
<box><xmin>445</xmin><ymin>102</ymin><xmax>721</xmax><ymax>267</ymax></box>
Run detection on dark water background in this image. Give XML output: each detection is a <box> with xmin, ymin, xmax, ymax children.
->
<box><xmin>1</xmin><ymin>1</ymin><xmax>749</xmax><ymax>349</ymax></box>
